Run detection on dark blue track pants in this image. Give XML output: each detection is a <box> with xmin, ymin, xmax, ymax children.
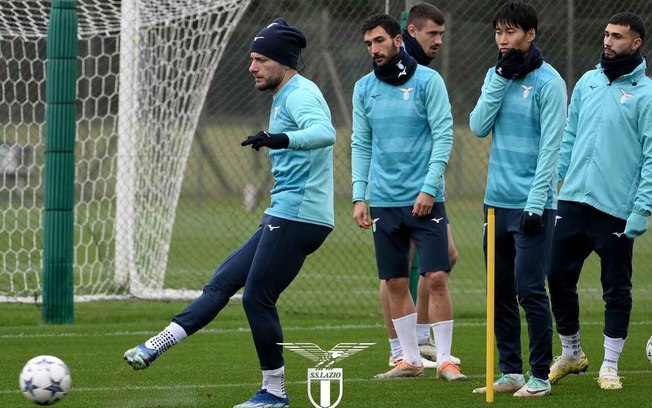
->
<box><xmin>172</xmin><ymin>214</ymin><xmax>331</xmax><ymax>370</ymax></box>
<box><xmin>548</xmin><ymin>201</ymin><xmax>633</xmax><ymax>339</ymax></box>
<box><xmin>484</xmin><ymin>207</ymin><xmax>554</xmax><ymax>379</ymax></box>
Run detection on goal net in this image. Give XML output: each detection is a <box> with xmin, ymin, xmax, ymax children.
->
<box><xmin>0</xmin><ymin>0</ymin><xmax>251</xmax><ymax>302</ymax></box>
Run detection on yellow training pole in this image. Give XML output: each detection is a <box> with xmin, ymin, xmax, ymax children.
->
<box><xmin>486</xmin><ymin>208</ymin><xmax>496</xmax><ymax>403</ymax></box>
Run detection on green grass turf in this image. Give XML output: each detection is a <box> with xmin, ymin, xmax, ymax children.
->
<box><xmin>1</xmin><ymin>301</ymin><xmax>651</xmax><ymax>407</ymax></box>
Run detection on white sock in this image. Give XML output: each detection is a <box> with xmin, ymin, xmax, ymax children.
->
<box><xmin>601</xmin><ymin>335</ymin><xmax>625</xmax><ymax>371</ymax></box>
<box><xmin>417</xmin><ymin>323</ymin><xmax>430</xmax><ymax>345</ymax></box>
<box><xmin>432</xmin><ymin>320</ymin><xmax>453</xmax><ymax>364</ymax></box>
<box><xmin>389</xmin><ymin>337</ymin><xmax>402</xmax><ymax>359</ymax></box>
<box><xmin>144</xmin><ymin>322</ymin><xmax>187</xmax><ymax>355</ymax></box>
<box><xmin>262</xmin><ymin>367</ymin><xmax>286</xmax><ymax>398</ymax></box>
<box><xmin>392</xmin><ymin>313</ymin><xmax>420</xmax><ymax>366</ymax></box>
<box><xmin>559</xmin><ymin>331</ymin><xmax>583</xmax><ymax>358</ymax></box>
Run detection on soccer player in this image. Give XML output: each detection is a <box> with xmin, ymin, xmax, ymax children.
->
<box><xmin>380</xmin><ymin>2</ymin><xmax>460</xmax><ymax>370</ymax></box>
<box><xmin>469</xmin><ymin>1</ymin><xmax>567</xmax><ymax>397</ymax></box>
<box><xmin>352</xmin><ymin>14</ymin><xmax>465</xmax><ymax>381</ymax></box>
<box><xmin>123</xmin><ymin>18</ymin><xmax>336</xmax><ymax>408</ymax></box>
<box><xmin>547</xmin><ymin>12</ymin><xmax>652</xmax><ymax>390</ymax></box>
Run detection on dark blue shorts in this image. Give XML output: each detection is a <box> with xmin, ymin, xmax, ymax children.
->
<box><xmin>370</xmin><ymin>204</ymin><xmax>450</xmax><ymax>280</ymax></box>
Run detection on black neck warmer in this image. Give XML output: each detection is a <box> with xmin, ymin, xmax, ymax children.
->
<box><xmin>402</xmin><ymin>29</ymin><xmax>433</xmax><ymax>66</ymax></box>
<box><xmin>373</xmin><ymin>47</ymin><xmax>418</xmax><ymax>86</ymax></box>
<box><xmin>600</xmin><ymin>51</ymin><xmax>643</xmax><ymax>83</ymax></box>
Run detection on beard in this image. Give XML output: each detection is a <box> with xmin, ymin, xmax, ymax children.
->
<box><xmin>255</xmin><ymin>71</ymin><xmax>285</xmax><ymax>91</ymax></box>
<box><xmin>604</xmin><ymin>47</ymin><xmax>634</xmax><ymax>60</ymax></box>
<box><xmin>374</xmin><ymin>44</ymin><xmax>399</xmax><ymax>67</ymax></box>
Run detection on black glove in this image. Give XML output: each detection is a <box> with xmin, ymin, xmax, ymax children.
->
<box><xmin>241</xmin><ymin>131</ymin><xmax>289</xmax><ymax>151</ymax></box>
<box><xmin>496</xmin><ymin>49</ymin><xmax>524</xmax><ymax>79</ymax></box>
<box><xmin>521</xmin><ymin>211</ymin><xmax>543</xmax><ymax>235</ymax></box>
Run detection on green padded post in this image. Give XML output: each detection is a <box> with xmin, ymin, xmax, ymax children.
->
<box><xmin>409</xmin><ymin>249</ymin><xmax>420</xmax><ymax>302</ymax></box>
<box><xmin>400</xmin><ymin>10</ymin><xmax>408</xmax><ymax>30</ymax></box>
<box><xmin>42</xmin><ymin>0</ymin><xmax>77</xmax><ymax>324</ymax></box>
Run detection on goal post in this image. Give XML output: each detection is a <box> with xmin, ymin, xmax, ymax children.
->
<box><xmin>42</xmin><ymin>0</ymin><xmax>77</xmax><ymax>323</ymax></box>
<box><xmin>0</xmin><ymin>0</ymin><xmax>251</xmax><ymax>302</ymax></box>
<box><xmin>114</xmin><ymin>0</ymin><xmax>138</xmax><ymax>291</ymax></box>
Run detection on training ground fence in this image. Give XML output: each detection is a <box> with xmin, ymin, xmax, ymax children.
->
<box><xmin>1</xmin><ymin>0</ymin><xmax>652</xmax><ymax>320</ymax></box>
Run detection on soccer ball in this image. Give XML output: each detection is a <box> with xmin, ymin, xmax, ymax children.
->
<box><xmin>647</xmin><ymin>336</ymin><xmax>652</xmax><ymax>363</ymax></box>
<box><xmin>19</xmin><ymin>355</ymin><xmax>71</xmax><ymax>405</ymax></box>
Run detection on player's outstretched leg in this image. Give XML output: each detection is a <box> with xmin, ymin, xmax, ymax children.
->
<box><xmin>124</xmin><ymin>344</ymin><xmax>159</xmax><ymax>370</ymax></box>
<box><xmin>124</xmin><ymin>322</ymin><xmax>187</xmax><ymax>370</ymax></box>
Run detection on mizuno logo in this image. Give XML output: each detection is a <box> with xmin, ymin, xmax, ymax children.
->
<box><xmin>267</xmin><ymin>225</ymin><xmax>280</xmax><ymax>231</ymax></box>
<box><xmin>431</xmin><ymin>217</ymin><xmax>443</xmax><ymax>223</ymax></box>
<box><xmin>274</xmin><ymin>105</ymin><xmax>281</xmax><ymax>119</ymax></box>
<box><xmin>254</xmin><ymin>36</ymin><xmax>265</xmax><ymax>41</ymax></box>
<box><xmin>371</xmin><ymin>94</ymin><xmax>381</xmax><ymax>99</ymax></box>
<box><xmin>612</xmin><ymin>232</ymin><xmax>624</xmax><ymax>238</ymax></box>
<box><xmin>399</xmin><ymin>87</ymin><xmax>414</xmax><ymax>101</ymax></box>
<box><xmin>589</xmin><ymin>85</ymin><xmax>598</xmax><ymax>90</ymax></box>
<box><xmin>521</xmin><ymin>85</ymin><xmax>532</xmax><ymax>98</ymax></box>
<box><xmin>372</xmin><ymin>218</ymin><xmax>380</xmax><ymax>233</ymax></box>
<box><xmin>619</xmin><ymin>88</ymin><xmax>633</xmax><ymax>104</ymax></box>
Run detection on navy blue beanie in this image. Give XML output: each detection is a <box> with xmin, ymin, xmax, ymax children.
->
<box><xmin>250</xmin><ymin>18</ymin><xmax>307</xmax><ymax>70</ymax></box>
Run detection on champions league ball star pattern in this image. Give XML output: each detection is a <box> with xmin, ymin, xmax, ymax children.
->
<box><xmin>19</xmin><ymin>355</ymin><xmax>72</xmax><ymax>405</ymax></box>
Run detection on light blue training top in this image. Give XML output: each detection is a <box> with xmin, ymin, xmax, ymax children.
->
<box><xmin>351</xmin><ymin>64</ymin><xmax>453</xmax><ymax>207</ymax></box>
<box><xmin>469</xmin><ymin>61</ymin><xmax>567</xmax><ymax>214</ymax></box>
<box><xmin>558</xmin><ymin>60</ymin><xmax>652</xmax><ymax>219</ymax></box>
<box><xmin>265</xmin><ymin>74</ymin><xmax>336</xmax><ymax>228</ymax></box>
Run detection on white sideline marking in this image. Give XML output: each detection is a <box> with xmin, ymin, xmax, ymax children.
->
<box><xmin>2</xmin><ymin>320</ymin><xmax>652</xmax><ymax>340</ymax></box>
<box><xmin>0</xmin><ymin>323</ymin><xmax>383</xmax><ymax>339</ymax></box>
<box><xmin>5</xmin><ymin>371</ymin><xmax>652</xmax><ymax>395</ymax></box>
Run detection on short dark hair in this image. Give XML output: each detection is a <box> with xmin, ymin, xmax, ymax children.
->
<box><xmin>609</xmin><ymin>12</ymin><xmax>646</xmax><ymax>42</ymax></box>
<box><xmin>361</xmin><ymin>14</ymin><xmax>401</xmax><ymax>38</ymax></box>
<box><xmin>492</xmin><ymin>1</ymin><xmax>538</xmax><ymax>33</ymax></box>
<box><xmin>407</xmin><ymin>3</ymin><xmax>445</xmax><ymax>27</ymax></box>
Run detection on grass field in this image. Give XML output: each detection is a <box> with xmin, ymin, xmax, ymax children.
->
<box><xmin>1</xmin><ymin>301</ymin><xmax>651</xmax><ymax>408</ymax></box>
<box><xmin>3</xmin><ymin>125</ymin><xmax>652</xmax><ymax>407</ymax></box>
